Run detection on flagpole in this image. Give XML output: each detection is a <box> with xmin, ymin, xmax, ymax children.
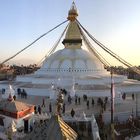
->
<box><xmin>111</xmin><ymin>68</ymin><xmax>115</xmax><ymax>140</ymax></box>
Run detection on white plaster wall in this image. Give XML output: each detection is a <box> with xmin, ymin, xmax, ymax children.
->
<box><xmin>0</xmin><ymin>113</ymin><xmax>34</xmax><ymax>130</ymax></box>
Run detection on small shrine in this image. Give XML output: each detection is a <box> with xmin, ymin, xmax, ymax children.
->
<box><xmin>0</xmin><ymin>85</ymin><xmax>34</xmax><ymax>132</ymax></box>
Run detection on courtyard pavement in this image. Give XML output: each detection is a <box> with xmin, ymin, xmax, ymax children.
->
<box><xmin>16</xmin><ymin>93</ymin><xmax>140</xmax><ymax>120</ymax></box>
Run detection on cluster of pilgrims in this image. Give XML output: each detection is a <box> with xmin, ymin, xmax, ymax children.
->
<box><xmin>1</xmin><ymin>86</ymin><xmax>28</xmax><ymax>99</ymax></box>
<box><xmin>17</xmin><ymin>88</ymin><xmax>28</xmax><ymax>98</ymax></box>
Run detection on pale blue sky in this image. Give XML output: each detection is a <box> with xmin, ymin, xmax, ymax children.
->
<box><xmin>0</xmin><ymin>0</ymin><xmax>140</xmax><ymax>66</ymax></box>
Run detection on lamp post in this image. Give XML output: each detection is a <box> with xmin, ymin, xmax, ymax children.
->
<box><xmin>136</xmin><ymin>93</ymin><xmax>138</xmax><ymax>117</ymax></box>
<box><xmin>111</xmin><ymin>68</ymin><xmax>115</xmax><ymax>140</ymax></box>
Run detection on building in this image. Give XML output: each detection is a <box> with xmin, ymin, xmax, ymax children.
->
<box><xmin>0</xmin><ymin>87</ymin><xmax>34</xmax><ymax>133</ymax></box>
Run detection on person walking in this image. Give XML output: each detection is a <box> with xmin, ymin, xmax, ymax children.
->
<box><xmin>132</xmin><ymin>93</ymin><xmax>135</xmax><ymax>100</ymax></box>
<box><xmin>62</xmin><ymin>103</ymin><xmax>65</xmax><ymax>114</ymax></box>
<box><xmin>75</xmin><ymin>97</ymin><xmax>78</xmax><ymax>105</ymax></box>
<box><xmin>71</xmin><ymin>108</ymin><xmax>75</xmax><ymax>117</ymax></box>
<box><xmin>42</xmin><ymin>98</ymin><xmax>45</xmax><ymax>107</ymax></box>
<box><xmin>92</xmin><ymin>98</ymin><xmax>94</xmax><ymax>107</ymax></box>
<box><xmin>103</xmin><ymin>103</ymin><xmax>106</xmax><ymax>111</ymax></box>
<box><xmin>87</xmin><ymin>100</ymin><xmax>89</xmax><ymax>109</ymax></box>
<box><xmin>38</xmin><ymin>105</ymin><xmax>42</xmax><ymax>114</ymax></box>
<box><xmin>49</xmin><ymin>102</ymin><xmax>52</xmax><ymax>113</ymax></box>
<box><xmin>34</xmin><ymin>106</ymin><xmax>37</xmax><ymax>114</ymax></box>
<box><xmin>78</xmin><ymin>97</ymin><xmax>81</xmax><ymax>105</ymax></box>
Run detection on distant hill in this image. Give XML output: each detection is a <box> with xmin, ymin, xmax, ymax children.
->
<box><xmin>5</xmin><ymin>58</ymin><xmax>37</xmax><ymax>66</ymax></box>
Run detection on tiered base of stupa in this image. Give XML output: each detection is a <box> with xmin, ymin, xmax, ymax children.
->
<box><xmin>0</xmin><ymin>71</ymin><xmax>139</xmax><ymax>99</ymax></box>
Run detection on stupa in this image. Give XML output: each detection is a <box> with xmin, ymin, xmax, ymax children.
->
<box><xmin>1</xmin><ymin>2</ymin><xmax>140</xmax><ymax>98</ymax></box>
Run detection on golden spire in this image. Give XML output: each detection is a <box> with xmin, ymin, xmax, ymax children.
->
<box><xmin>67</xmin><ymin>1</ymin><xmax>78</xmax><ymax>21</ymax></box>
<box><xmin>62</xmin><ymin>1</ymin><xmax>82</xmax><ymax>49</ymax></box>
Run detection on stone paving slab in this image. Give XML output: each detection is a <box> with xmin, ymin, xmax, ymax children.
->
<box><xmin>16</xmin><ymin>94</ymin><xmax>140</xmax><ymax>119</ymax></box>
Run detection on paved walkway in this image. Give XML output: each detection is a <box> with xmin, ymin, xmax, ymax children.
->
<box><xmin>1</xmin><ymin>92</ymin><xmax>140</xmax><ymax>140</ymax></box>
<box><xmin>16</xmin><ymin>93</ymin><xmax>140</xmax><ymax>118</ymax></box>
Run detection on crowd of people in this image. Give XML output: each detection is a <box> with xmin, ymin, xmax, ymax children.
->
<box><xmin>32</xmin><ymin>94</ymin><xmax>98</xmax><ymax>118</ymax></box>
<box><xmin>1</xmin><ymin>87</ymin><xmax>28</xmax><ymax>100</ymax></box>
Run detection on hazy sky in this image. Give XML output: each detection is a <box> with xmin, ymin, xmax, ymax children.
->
<box><xmin>0</xmin><ymin>0</ymin><xmax>140</xmax><ymax>66</ymax></box>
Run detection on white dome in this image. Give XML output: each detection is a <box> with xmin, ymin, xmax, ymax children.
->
<box><xmin>41</xmin><ymin>48</ymin><xmax>104</xmax><ymax>72</ymax></box>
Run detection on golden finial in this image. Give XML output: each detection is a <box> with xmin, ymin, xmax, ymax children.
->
<box><xmin>67</xmin><ymin>1</ymin><xmax>78</xmax><ymax>21</ymax></box>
